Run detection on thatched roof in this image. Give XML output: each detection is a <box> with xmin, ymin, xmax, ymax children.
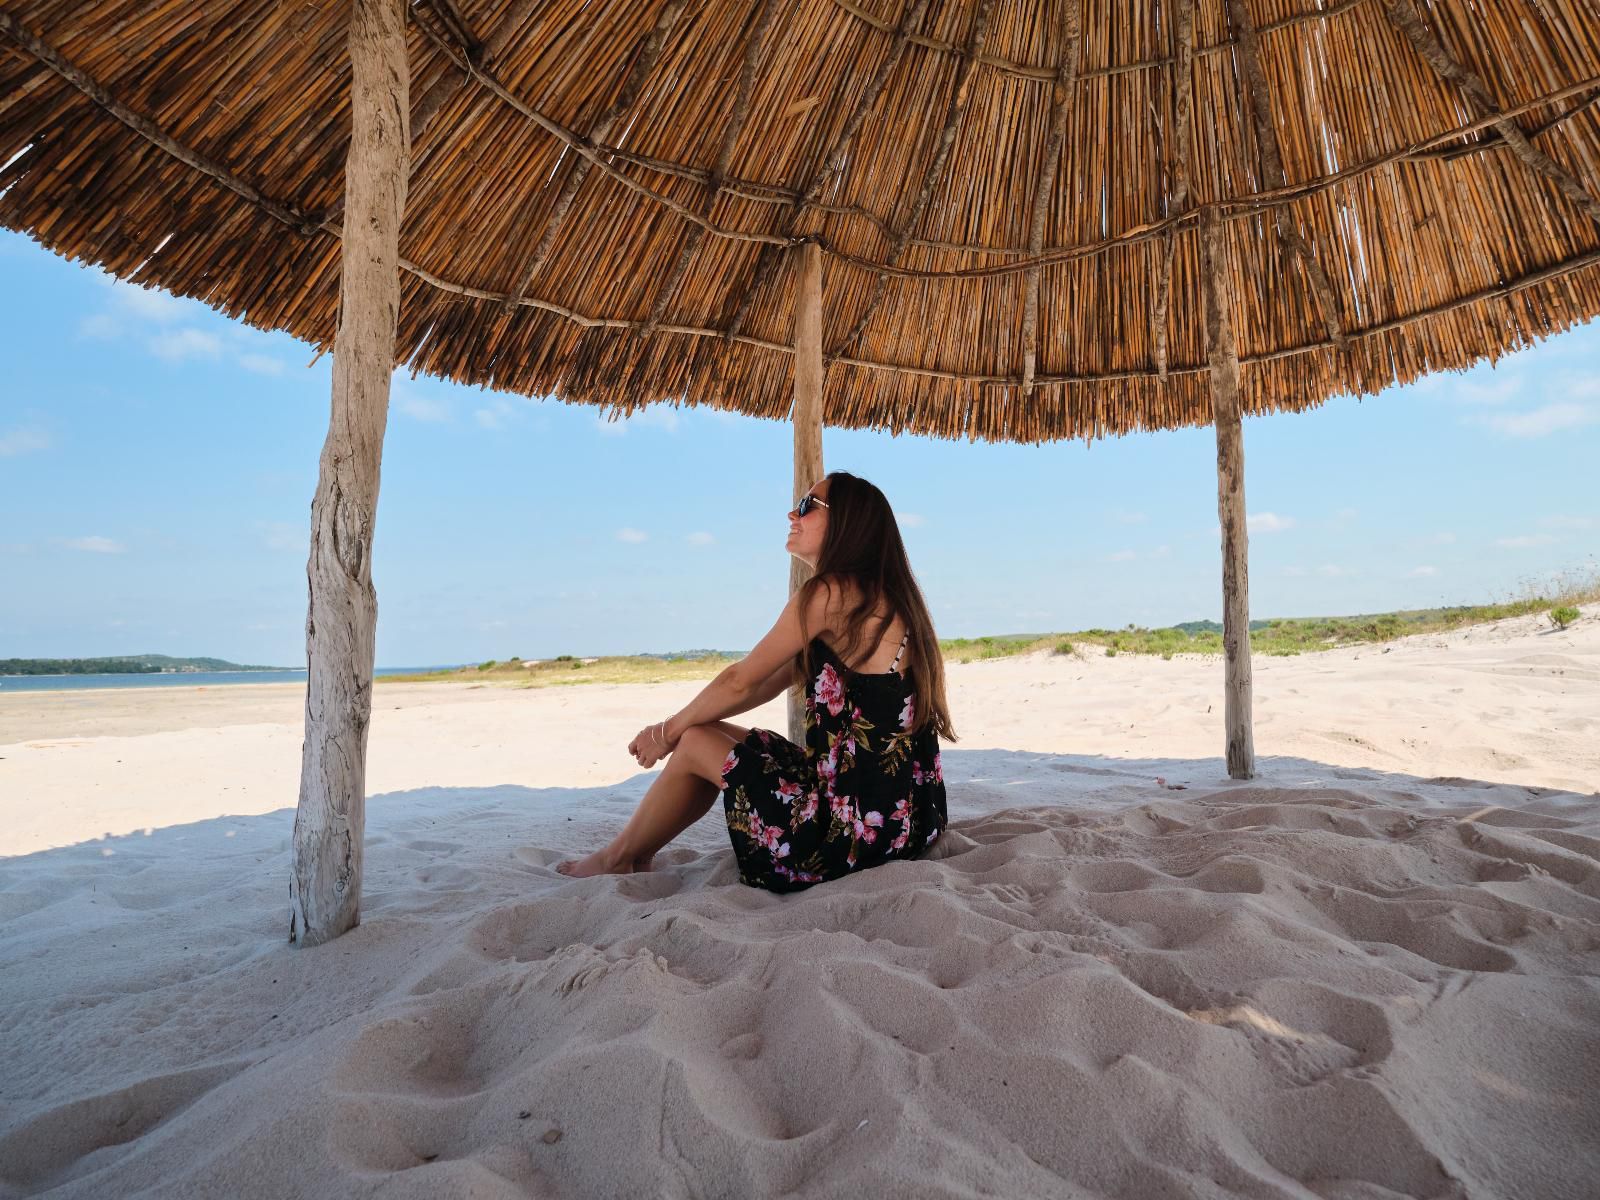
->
<box><xmin>2</xmin><ymin>0</ymin><xmax>1598</xmax><ymax>443</ymax></box>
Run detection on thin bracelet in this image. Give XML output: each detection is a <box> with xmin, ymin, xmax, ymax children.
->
<box><xmin>654</xmin><ymin>721</ymin><xmax>667</xmax><ymax>747</ymax></box>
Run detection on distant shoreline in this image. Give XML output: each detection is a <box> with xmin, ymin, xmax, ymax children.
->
<box><xmin>0</xmin><ymin>668</ymin><xmax>289</xmax><ymax>679</ymax></box>
<box><xmin>0</xmin><ymin>666</ymin><xmax>454</xmax><ymax>694</ymax></box>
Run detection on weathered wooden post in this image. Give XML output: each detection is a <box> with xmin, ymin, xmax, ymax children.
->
<box><xmin>1200</xmin><ymin>207</ymin><xmax>1256</xmax><ymax>780</ymax></box>
<box><xmin>290</xmin><ymin>0</ymin><xmax>409</xmax><ymax>944</ymax></box>
<box><xmin>788</xmin><ymin>240</ymin><xmax>824</xmax><ymax>741</ymax></box>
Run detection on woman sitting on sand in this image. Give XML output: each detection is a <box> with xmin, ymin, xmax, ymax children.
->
<box><xmin>558</xmin><ymin>471</ymin><xmax>955</xmax><ymax>891</ymax></box>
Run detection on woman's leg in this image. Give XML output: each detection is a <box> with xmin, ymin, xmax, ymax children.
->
<box><xmin>557</xmin><ymin>724</ymin><xmax>741</xmax><ymax>877</ymax></box>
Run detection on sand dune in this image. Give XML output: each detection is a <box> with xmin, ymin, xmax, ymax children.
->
<box><xmin>1</xmin><ymin>609</ymin><xmax>1596</xmax><ymax>1197</ymax></box>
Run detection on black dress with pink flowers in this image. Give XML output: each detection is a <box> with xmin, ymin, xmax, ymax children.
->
<box><xmin>718</xmin><ymin>635</ymin><xmax>946</xmax><ymax>892</ymax></box>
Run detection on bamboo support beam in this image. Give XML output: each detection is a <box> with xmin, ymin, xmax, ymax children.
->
<box><xmin>1228</xmin><ymin>0</ymin><xmax>1346</xmax><ymax>350</ymax></box>
<box><xmin>290</xmin><ymin>0</ymin><xmax>409</xmax><ymax>945</ymax></box>
<box><xmin>1020</xmin><ymin>1</ymin><xmax>1081</xmax><ymax>396</ymax></box>
<box><xmin>1155</xmin><ymin>0</ymin><xmax>1195</xmax><ymax>381</ymax></box>
<box><xmin>721</xmin><ymin>0</ymin><xmax>931</xmax><ymax>343</ymax></box>
<box><xmin>405</xmin><ymin>14</ymin><xmax>792</xmax><ymax>251</ymax></box>
<box><xmin>788</xmin><ymin>241</ymin><xmax>824</xmax><ymax>741</ymax></box>
<box><xmin>1383</xmin><ymin>0</ymin><xmax>1600</xmax><ymax>228</ymax></box>
<box><xmin>1201</xmin><ymin>207</ymin><xmax>1255</xmax><ymax>780</ymax></box>
<box><xmin>392</xmin><ymin>239</ymin><xmax>1600</xmax><ymax>386</ymax></box>
<box><xmin>639</xmin><ymin>0</ymin><xmax>782</xmax><ymax>340</ymax></box>
<box><xmin>409</xmin><ymin>0</ymin><xmax>539</xmax><ymax>154</ymax></box>
<box><xmin>829</xmin><ymin>0</ymin><xmax>1373</xmax><ymax>86</ymax></box>
<box><xmin>830</xmin><ymin>0</ymin><xmax>995</xmax><ymax>358</ymax></box>
<box><xmin>499</xmin><ymin>0</ymin><xmax>688</xmax><ymax>313</ymax></box>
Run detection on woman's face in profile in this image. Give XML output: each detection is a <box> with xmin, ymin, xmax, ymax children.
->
<box><xmin>785</xmin><ymin>478</ymin><xmax>829</xmax><ymax>567</ymax></box>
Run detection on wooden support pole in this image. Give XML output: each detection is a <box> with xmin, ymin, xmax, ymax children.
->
<box><xmin>290</xmin><ymin>0</ymin><xmax>409</xmax><ymax>945</ymax></box>
<box><xmin>1200</xmin><ymin>208</ymin><xmax>1255</xmax><ymax>780</ymax></box>
<box><xmin>788</xmin><ymin>241</ymin><xmax>824</xmax><ymax>743</ymax></box>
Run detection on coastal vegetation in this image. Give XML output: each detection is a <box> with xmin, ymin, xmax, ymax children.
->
<box><xmin>385</xmin><ymin>571</ymin><xmax>1595</xmax><ymax>688</ymax></box>
<box><xmin>0</xmin><ymin>654</ymin><xmax>276</xmax><ymax>677</ymax></box>
<box><xmin>384</xmin><ymin>652</ymin><xmax>742</xmax><ymax>688</ymax></box>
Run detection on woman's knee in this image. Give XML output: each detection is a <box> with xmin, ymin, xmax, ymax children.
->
<box><xmin>676</xmin><ymin>723</ymin><xmax>738</xmax><ymax>784</ymax></box>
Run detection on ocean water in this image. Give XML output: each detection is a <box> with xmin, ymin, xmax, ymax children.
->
<box><xmin>0</xmin><ymin>667</ymin><xmax>456</xmax><ymax>694</ymax></box>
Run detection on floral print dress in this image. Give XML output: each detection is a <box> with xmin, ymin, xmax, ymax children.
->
<box><xmin>719</xmin><ymin>633</ymin><xmax>947</xmax><ymax>892</ymax></box>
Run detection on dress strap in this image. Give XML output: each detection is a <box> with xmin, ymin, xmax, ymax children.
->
<box><xmin>890</xmin><ymin>630</ymin><xmax>910</xmax><ymax>673</ymax></box>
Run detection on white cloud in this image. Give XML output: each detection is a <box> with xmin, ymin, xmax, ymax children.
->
<box><xmin>237</xmin><ymin>353</ymin><xmax>285</xmax><ymax>376</ymax></box>
<box><xmin>1248</xmin><ymin>512</ymin><xmax>1295</xmax><ymax>534</ymax></box>
<box><xmin>475</xmin><ymin>399</ymin><xmax>516</xmax><ymax>430</ymax></box>
<box><xmin>257</xmin><ymin>520</ymin><xmax>301</xmax><ymax>551</ymax></box>
<box><xmin>1540</xmin><ymin>515</ymin><xmax>1598</xmax><ymax>531</ymax></box>
<box><xmin>616</xmin><ymin>527</ymin><xmax>648</xmax><ymax>544</ymax></box>
<box><xmin>1407</xmin><ymin>565</ymin><xmax>1438</xmax><ymax>578</ymax></box>
<box><xmin>148</xmin><ymin>328</ymin><xmax>221</xmax><ymax>362</ymax></box>
<box><xmin>596</xmin><ymin>406</ymin><xmax>680</xmax><ymax>435</ymax></box>
<box><xmin>686</xmin><ymin>531</ymin><xmax>715</xmax><ymax>546</ymax></box>
<box><xmin>1107</xmin><ymin>549</ymin><xmax>1137</xmax><ymax>563</ymax></box>
<box><xmin>1476</xmin><ymin>402</ymin><xmax>1598</xmax><ymax>438</ymax></box>
<box><xmin>0</xmin><ymin>427</ymin><xmax>50</xmax><ymax>456</ymax></box>
<box><xmin>65</xmin><ymin>535</ymin><xmax>126</xmax><ymax>554</ymax></box>
<box><xmin>1447</xmin><ymin>375</ymin><xmax>1523</xmax><ymax>406</ymax></box>
<box><xmin>897</xmin><ymin>512</ymin><xmax>926</xmax><ymax>528</ymax></box>
<box><xmin>106</xmin><ymin>277</ymin><xmax>188</xmax><ymax>322</ymax></box>
<box><xmin>78</xmin><ymin>313</ymin><xmax>121</xmax><ymax>340</ymax></box>
<box><xmin>1315</xmin><ymin>564</ymin><xmax>1348</xmax><ymax>578</ymax></box>
<box><xmin>80</xmin><ymin>276</ymin><xmax>206</xmax><ymax>352</ymax></box>
<box><xmin>396</xmin><ymin>393</ymin><xmax>451</xmax><ymax>422</ymax></box>
<box><xmin>1494</xmin><ymin>534</ymin><xmax>1556</xmax><ymax>549</ymax></box>
<box><xmin>632</xmin><ymin>405</ymin><xmax>680</xmax><ymax>433</ymax></box>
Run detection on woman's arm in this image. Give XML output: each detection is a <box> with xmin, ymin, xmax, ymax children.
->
<box><xmin>743</xmin><ymin>660</ymin><xmax>799</xmax><ymax>709</ymax></box>
<box><xmin>661</xmin><ymin>583</ymin><xmax>827</xmax><ymax>742</ymax></box>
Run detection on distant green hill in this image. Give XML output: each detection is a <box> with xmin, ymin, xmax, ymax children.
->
<box><xmin>1172</xmin><ymin>619</ymin><xmax>1271</xmax><ymax>634</ymax></box>
<box><xmin>0</xmin><ymin>654</ymin><xmax>280</xmax><ymax>676</ymax></box>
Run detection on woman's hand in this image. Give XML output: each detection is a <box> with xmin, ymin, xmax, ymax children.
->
<box><xmin>628</xmin><ymin>720</ymin><xmax>678</xmax><ymax>769</ymax></box>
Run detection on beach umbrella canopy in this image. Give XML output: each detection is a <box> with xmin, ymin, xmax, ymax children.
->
<box><xmin>4</xmin><ymin>0</ymin><xmax>1598</xmax><ymax>943</ymax></box>
<box><xmin>3</xmin><ymin>0</ymin><xmax>1597</xmax><ymax>443</ymax></box>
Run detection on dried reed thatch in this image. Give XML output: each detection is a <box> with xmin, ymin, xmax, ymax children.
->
<box><xmin>2</xmin><ymin>0</ymin><xmax>1598</xmax><ymax>444</ymax></box>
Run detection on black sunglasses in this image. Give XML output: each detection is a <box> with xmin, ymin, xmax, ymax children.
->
<box><xmin>794</xmin><ymin>493</ymin><xmax>830</xmax><ymax>518</ymax></box>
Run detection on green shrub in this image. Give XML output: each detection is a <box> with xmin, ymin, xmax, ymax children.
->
<box><xmin>1551</xmin><ymin>605</ymin><xmax>1580</xmax><ymax>630</ymax></box>
<box><xmin>1053</xmin><ymin>640</ymin><xmax>1074</xmax><ymax>655</ymax></box>
<box><xmin>553</xmin><ymin>654</ymin><xmax>576</xmax><ymax>662</ymax></box>
<box><xmin>1105</xmin><ymin>645</ymin><xmax>1118</xmax><ymax>658</ymax></box>
<box><xmin>477</xmin><ymin>660</ymin><xmax>497</xmax><ymax>671</ymax></box>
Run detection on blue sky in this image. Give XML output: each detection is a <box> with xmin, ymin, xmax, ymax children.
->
<box><xmin>2</xmin><ymin>228</ymin><xmax>1595</xmax><ymax>667</ymax></box>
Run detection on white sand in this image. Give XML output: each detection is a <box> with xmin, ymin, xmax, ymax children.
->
<box><xmin>1</xmin><ymin>609</ymin><xmax>1596</xmax><ymax>1197</ymax></box>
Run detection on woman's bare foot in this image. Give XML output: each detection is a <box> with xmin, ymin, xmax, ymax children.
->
<box><xmin>632</xmin><ymin>853</ymin><xmax>654</xmax><ymax>873</ymax></box>
<box><xmin>555</xmin><ymin>844</ymin><xmax>635</xmax><ymax>877</ymax></box>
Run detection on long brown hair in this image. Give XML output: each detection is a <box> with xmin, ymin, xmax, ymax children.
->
<box><xmin>794</xmin><ymin>471</ymin><xmax>956</xmax><ymax>741</ymax></box>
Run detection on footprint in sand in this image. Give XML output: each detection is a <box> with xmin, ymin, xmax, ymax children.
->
<box><xmin>0</xmin><ymin>1060</ymin><xmax>249</xmax><ymax>1194</ymax></box>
